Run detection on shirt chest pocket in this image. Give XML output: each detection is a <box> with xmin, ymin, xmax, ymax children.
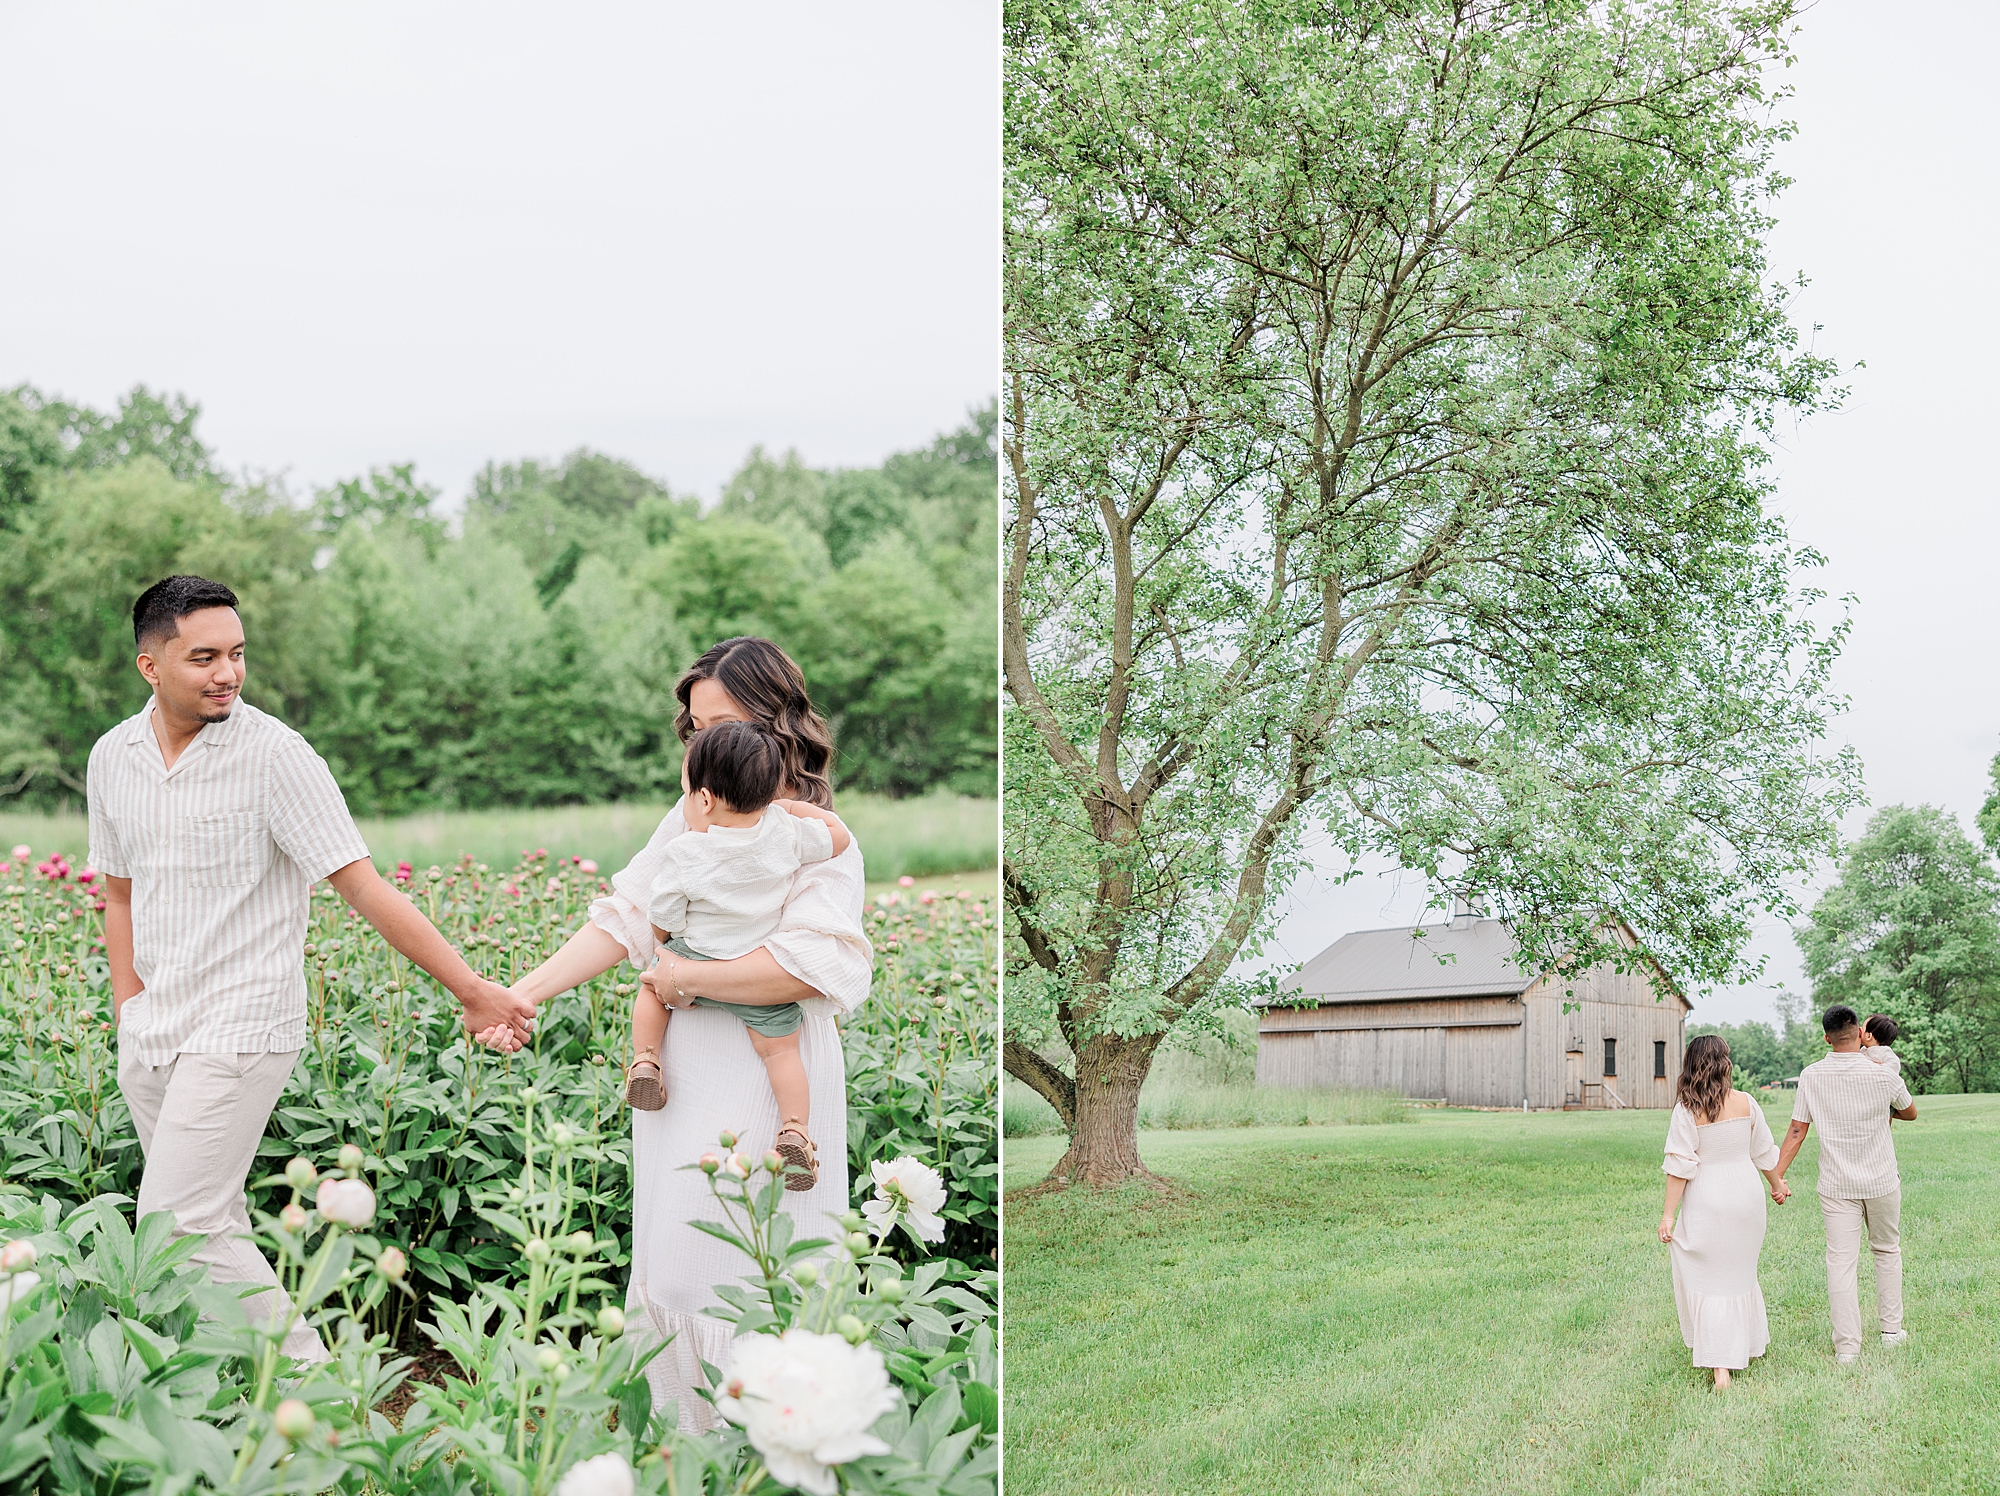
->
<box><xmin>181</xmin><ymin>812</ymin><xmax>272</xmax><ymax>887</ymax></box>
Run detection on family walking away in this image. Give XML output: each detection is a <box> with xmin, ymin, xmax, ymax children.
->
<box><xmin>91</xmin><ymin>579</ymin><xmax>877</xmax><ymax>1430</ymax></box>
<box><xmin>1660</xmin><ymin>1003</ymin><xmax>1916</xmax><ymax>1387</ymax></box>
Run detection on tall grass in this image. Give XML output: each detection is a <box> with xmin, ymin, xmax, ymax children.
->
<box><xmin>1004</xmin><ymin>1008</ymin><xmax>1410</xmax><ymax>1134</ymax></box>
<box><xmin>0</xmin><ymin>789</ymin><xmax>995</xmax><ymax>884</ymax></box>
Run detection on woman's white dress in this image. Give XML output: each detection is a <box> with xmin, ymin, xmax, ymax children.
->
<box><xmin>589</xmin><ymin>803</ymin><xmax>873</xmax><ymax>1429</ymax></box>
<box><xmin>1662</xmin><ymin>1100</ymin><xmax>1779</xmax><ymax>1370</ymax></box>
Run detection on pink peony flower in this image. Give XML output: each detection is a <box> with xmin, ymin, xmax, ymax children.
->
<box><xmin>898</xmin><ymin>875</ymin><xmax>914</xmax><ymax>887</ymax></box>
<box><xmin>8</xmin><ymin>844</ymin><xmax>28</xmax><ymax>861</ymax></box>
<box><xmin>578</xmin><ymin>859</ymin><xmax>598</xmax><ymax>874</ymax></box>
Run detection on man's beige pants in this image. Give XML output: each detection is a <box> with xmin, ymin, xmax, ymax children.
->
<box><xmin>1820</xmin><ymin>1190</ymin><xmax>1902</xmax><ymax>1356</ymax></box>
<box><xmin>118</xmin><ymin>1047</ymin><xmax>329</xmax><ymax>1363</ymax></box>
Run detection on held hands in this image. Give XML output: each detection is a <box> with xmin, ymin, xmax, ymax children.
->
<box><xmin>1770</xmin><ymin>1176</ymin><xmax>1791</xmax><ymax>1205</ymax></box>
<box><xmin>460</xmin><ymin>975</ymin><xmax>534</xmax><ymax>1052</ymax></box>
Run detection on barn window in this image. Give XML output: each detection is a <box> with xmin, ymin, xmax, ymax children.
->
<box><xmin>1654</xmin><ymin>1040</ymin><xmax>1667</xmax><ymax>1079</ymax></box>
<box><xmin>1603</xmin><ymin>1038</ymin><xmax>1617</xmax><ymax>1076</ymax></box>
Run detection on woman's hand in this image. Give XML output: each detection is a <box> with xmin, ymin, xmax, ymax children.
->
<box><xmin>1770</xmin><ymin>1176</ymin><xmax>1790</xmax><ymax>1205</ymax></box>
<box><xmin>643</xmin><ymin>955</ymin><xmax>696</xmax><ymax>1011</ymax></box>
<box><xmin>1658</xmin><ymin>1215</ymin><xmax>1676</xmax><ymax>1244</ymax></box>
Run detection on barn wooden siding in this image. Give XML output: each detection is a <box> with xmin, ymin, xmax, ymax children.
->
<box><xmin>1257</xmin><ymin>935</ymin><xmax>1687</xmax><ymax>1109</ymax></box>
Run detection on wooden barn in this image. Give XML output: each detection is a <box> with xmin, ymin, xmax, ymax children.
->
<box><xmin>1255</xmin><ymin>904</ymin><xmax>1690</xmax><ymax>1109</ymax></box>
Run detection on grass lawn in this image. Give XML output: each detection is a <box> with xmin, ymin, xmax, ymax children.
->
<box><xmin>1003</xmin><ymin>1096</ymin><xmax>2000</xmax><ymax>1496</ymax></box>
<box><xmin>0</xmin><ymin>791</ymin><xmax>995</xmax><ymax>884</ymax></box>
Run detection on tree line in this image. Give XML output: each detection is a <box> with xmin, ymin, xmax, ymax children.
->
<box><xmin>0</xmin><ymin>385</ymin><xmax>997</xmax><ymax>813</ymax></box>
<box><xmin>1695</xmin><ymin>768</ymin><xmax>2000</xmax><ymax>1094</ymax></box>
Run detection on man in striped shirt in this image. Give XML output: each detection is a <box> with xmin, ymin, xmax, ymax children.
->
<box><xmin>1772</xmin><ymin>1002</ymin><xmax>1918</xmax><ymax>1365</ymax></box>
<box><xmin>88</xmin><ymin>576</ymin><xmax>535</xmax><ymax>1362</ymax></box>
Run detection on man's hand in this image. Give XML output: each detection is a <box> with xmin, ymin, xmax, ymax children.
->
<box><xmin>1771</xmin><ymin>1177</ymin><xmax>1790</xmax><ymax>1205</ymax></box>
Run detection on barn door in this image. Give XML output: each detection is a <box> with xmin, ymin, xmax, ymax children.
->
<box><xmin>1564</xmin><ymin>1049</ymin><xmax>1582</xmax><ymax>1108</ymax></box>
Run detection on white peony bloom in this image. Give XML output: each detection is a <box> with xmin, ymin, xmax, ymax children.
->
<box><xmin>0</xmin><ymin>1238</ymin><xmax>36</xmax><ymax>1273</ymax></box>
<box><xmin>860</xmin><ymin>1156</ymin><xmax>947</xmax><ymax>1244</ymax></box>
<box><xmin>316</xmin><ymin>1177</ymin><xmax>377</xmax><ymax>1228</ymax></box>
<box><xmin>716</xmin><ymin>1329</ymin><xmax>900</xmax><ymax>1496</ymax></box>
<box><xmin>0</xmin><ymin>1269</ymin><xmax>41</xmax><ymax>1312</ymax></box>
<box><xmin>554</xmin><ymin>1451</ymin><xmax>634</xmax><ymax>1496</ymax></box>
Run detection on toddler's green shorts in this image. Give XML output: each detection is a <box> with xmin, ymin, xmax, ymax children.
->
<box><xmin>665</xmin><ymin>936</ymin><xmax>804</xmax><ymax>1038</ymax></box>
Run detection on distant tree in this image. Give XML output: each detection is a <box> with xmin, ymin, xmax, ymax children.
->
<box><xmin>1689</xmin><ymin>991</ymin><xmax>1823</xmax><ymax>1088</ymax></box>
<box><xmin>1979</xmin><ymin>748</ymin><xmax>2000</xmax><ymax>858</ymax></box>
<box><xmin>0</xmin><ymin>383</ymin><xmax>214</xmax><ymax>525</ymax></box>
<box><xmin>1797</xmin><ymin>804</ymin><xmax>2000</xmax><ymax>1093</ymax></box>
<box><xmin>1004</xmin><ymin>0</ymin><xmax>1859</xmax><ymax>1185</ymax></box>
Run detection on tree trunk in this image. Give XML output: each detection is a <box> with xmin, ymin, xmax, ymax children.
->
<box><xmin>1047</xmin><ymin>1032</ymin><xmax>1166</xmax><ymax>1187</ymax></box>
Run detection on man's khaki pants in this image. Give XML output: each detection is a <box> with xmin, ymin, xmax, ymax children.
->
<box><xmin>118</xmin><ymin>1047</ymin><xmax>329</xmax><ymax>1363</ymax></box>
<box><xmin>1820</xmin><ymin>1190</ymin><xmax>1902</xmax><ymax>1356</ymax></box>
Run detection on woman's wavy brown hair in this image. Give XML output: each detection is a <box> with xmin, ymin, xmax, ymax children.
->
<box><xmin>1676</xmin><ymin>1034</ymin><xmax>1734</xmax><ymax>1123</ymax></box>
<box><xmin>673</xmin><ymin>637</ymin><xmax>835</xmax><ymax>809</ymax></box>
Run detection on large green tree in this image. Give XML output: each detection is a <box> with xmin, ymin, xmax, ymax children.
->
<box><xmin>1797</xmin><ymin>804</ymin><xmax>2000</xmax><ymax>1093</ymax></box>
<box><xmin>1003</xmin><ymin>0</ymin><xmax>1860</xmax><ymax>1184</ymax></box>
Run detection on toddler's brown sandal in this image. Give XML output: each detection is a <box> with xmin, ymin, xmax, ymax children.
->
<box><xmin>624</xmin><ymin>1051</ymin><xmax>666</xmax><ymax>1111</ymax></box>
<box><xmin>774</xmin><ymin>1123</ymin><xmax>818</xmax><ymax>1192</ymax></box>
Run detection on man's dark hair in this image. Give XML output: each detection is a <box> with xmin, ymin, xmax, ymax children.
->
<box><xmin>1822</xmin><ymin>1003</ymin><xmax>1860</xmax><ymax>1037</ymax></box>
<box><xmin>683</xmin><ymin>721</ymin><xmax>783</xmax><ymax>813</ymax></box>
<box><xmin>133</xmin><ymin>575</ymin><xmax>240</xmax><ymax>649</ymax></box>
<box><xmin>1865</xmin><ymin>1013</ymin><xmax>1899</xmax><ymax>1046</ymax></box>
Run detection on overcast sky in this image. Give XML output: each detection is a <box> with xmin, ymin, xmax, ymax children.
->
<box><xmin>1257</xmin><ymin>1</ymin><xmax>2000</xmax><ymax>1026</ymax></box>
<box><xmin>0</xmin><ymin>3</ymin><xmax>998</xmax><ymax>504</ymax></box>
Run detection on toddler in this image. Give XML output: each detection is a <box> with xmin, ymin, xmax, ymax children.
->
<box><xmin>624</xmin><ymin>720</ymin><xmax>849</xmax><ymax>1192</ymax></box>
<box><xmin>1860</xmin><ymin>1013</ymin><xmax>1902</xmax><ymax>1077</ymax></box>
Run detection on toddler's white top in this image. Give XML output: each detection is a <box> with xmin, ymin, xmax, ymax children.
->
<box><xmin>1864</xmin><ymin>1044</ymin><xmax>1903</xmax><ymax>1076</ymax></box>
<box><xmin>646</xmin><ymin>803</ymin><xmax>836</xmax><ymax>960</ymax></box>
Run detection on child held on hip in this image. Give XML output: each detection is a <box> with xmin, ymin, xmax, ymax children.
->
<box><xmin>1860</xmin><ymin>1013</ymin><xmax>1902</xmax><ymax>1076</ymax></box>
<box><xmin>626</xmin><ymin>720</ymin><xmax>849</xmax><ymax>1191</ymax></box>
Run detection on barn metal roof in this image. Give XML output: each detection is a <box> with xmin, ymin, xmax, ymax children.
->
<box><xmin>1272</xmin><ymin>917</ymin><xmax>1540</xmax><ymax>1005</ymax></box>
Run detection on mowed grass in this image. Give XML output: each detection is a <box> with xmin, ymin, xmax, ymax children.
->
<box><xmin>0</xmin><ymin>791</ymin><xmax>996</xmax><ymax>884</ymax></box>
<box><xmin>1003</xmin><ymin>1096</ymin><xmax>2000</xmax><ymax>1496</ymax></box>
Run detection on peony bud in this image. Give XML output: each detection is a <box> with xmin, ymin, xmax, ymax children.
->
<box><xmin>717</xmin><ymin>1130</ymin><xmax>738</xmax><ymax>1149</ymax></box>
<box><xmin>525</xmin><ymin>1237</ymin><xmax>552</xmax><ymax>1263</ymax></box>
<box><xmin>763</xmin><ymin>1151</ymin><xmax>784</xmax><ymax>1174</ymax></box>
<box><xmin>273</xmin><ymin>1399</ymin><xmax>315</xmax><ymax>1440</ymax></box>
<box><xmin>846</xmin><ymin>1231</ymin><xmax>872</xmax><ymax>1255</ymax></box>
<box><xmin>839</xmin><ymin>1211</ymin><xmax>867</xmax><ymax>1234</ymax></box>
<box><xmin>279</xmin><ymin>1203</ymin><xmax>309</xmax><ymax>1235</ymax></box>
<box><xmin>835</xmin><ymin>1314</ymin><xmax>867</xmax><ymax>1344</ymax></box>
<box><xmin>507</xmin><ymin>1186</ymin><xmax>525</xmax><ymax>1202</ymax></box>
<box><xmin>698</xmin><ymin>1153</ymin><xmax>721</xmax><ymax>1174</ymax></box>
<box><xmin>337</xmin><ymin>1143</ymin><xmax>364</xmax><ymax>1174</ymax></box>
<box><xmin>596</xmin><ymin>1305</ymin><xmax>625</xmax><ymax>1338</ymax></box>
<box><xmin>723</xmin><ymin>1154</ymin><xmax>751</xmax><ymax>1180</ymax></box>
<box><xmin>317</xmin><ymin>1178</ymin><xmax>377</xmax><ymax>1228</ymax></box>
<box><xmin>876</xmin><ymin>1275</ymin><xmax>906</xmax><ymax>1304</ymax></box>
<box><xmin>285</xmin><ymin>1157</ymin><xmax>318</xmax><ymax>1192</ymax></box>
<box><xmin>521</xmin><ymin>1087</ymin><xmax>540</xmax><ymax>1105</ymax></box>
<box><xmin>568</xmin><ymin>1230</ymin><xmax>593</xmax><ymax>1253</ymax></box>
<box><xmin>536</xmin><ymin>1344</ymin><xmax>563</xmax><ymax>1372</ymax></box>
<box><xmin>791</xmin><ymin>1261</ymin><xmax>819</xmax><ymax>1289</ymax></box>
<box><xmin>549</xmin><ymin>1122</ymin><xmax>575</xmax><ymax>1149</ymax></box>
<box><xmin>0</xmin><ymin>1239</ymin><xmax>36</xmax><ymax>1274</ymax></box>
<box><xmin>377</xmin><ymin>1247</ymin><xmax>408</xmax><ymax>1282</ymax></box>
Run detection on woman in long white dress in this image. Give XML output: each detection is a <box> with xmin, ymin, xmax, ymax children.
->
<box><xmin>498</xmin><ymin>638</ymin><xmax>873</xmax><ymax>1429</ymax></box>
<box><xmin>1658</xmin><ymin>1034</ymin><xmax>1791</xmax><ymax>1389</ymax></box>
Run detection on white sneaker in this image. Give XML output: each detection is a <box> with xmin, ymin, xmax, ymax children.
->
<box><xmin>1882</xmin><ymin>1330</ymin><xmax>1909</xmax><ymax>1347</ymax></box>
<box><xmin>1835</xmin><ymin>1352</ymin><xmax>1859</xmax><ymax>1365</ymax></box>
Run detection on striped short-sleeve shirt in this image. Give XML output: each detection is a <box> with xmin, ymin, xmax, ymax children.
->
<box><xmin>88</xmin><ymin>698</ymin><xmax>370</xmax><ymax>1064</ymax></box>
<box><xmin>1792</xmin><ymin>1050</ymin><xmax>1913</xmax><ymax>1200</ymax></box>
